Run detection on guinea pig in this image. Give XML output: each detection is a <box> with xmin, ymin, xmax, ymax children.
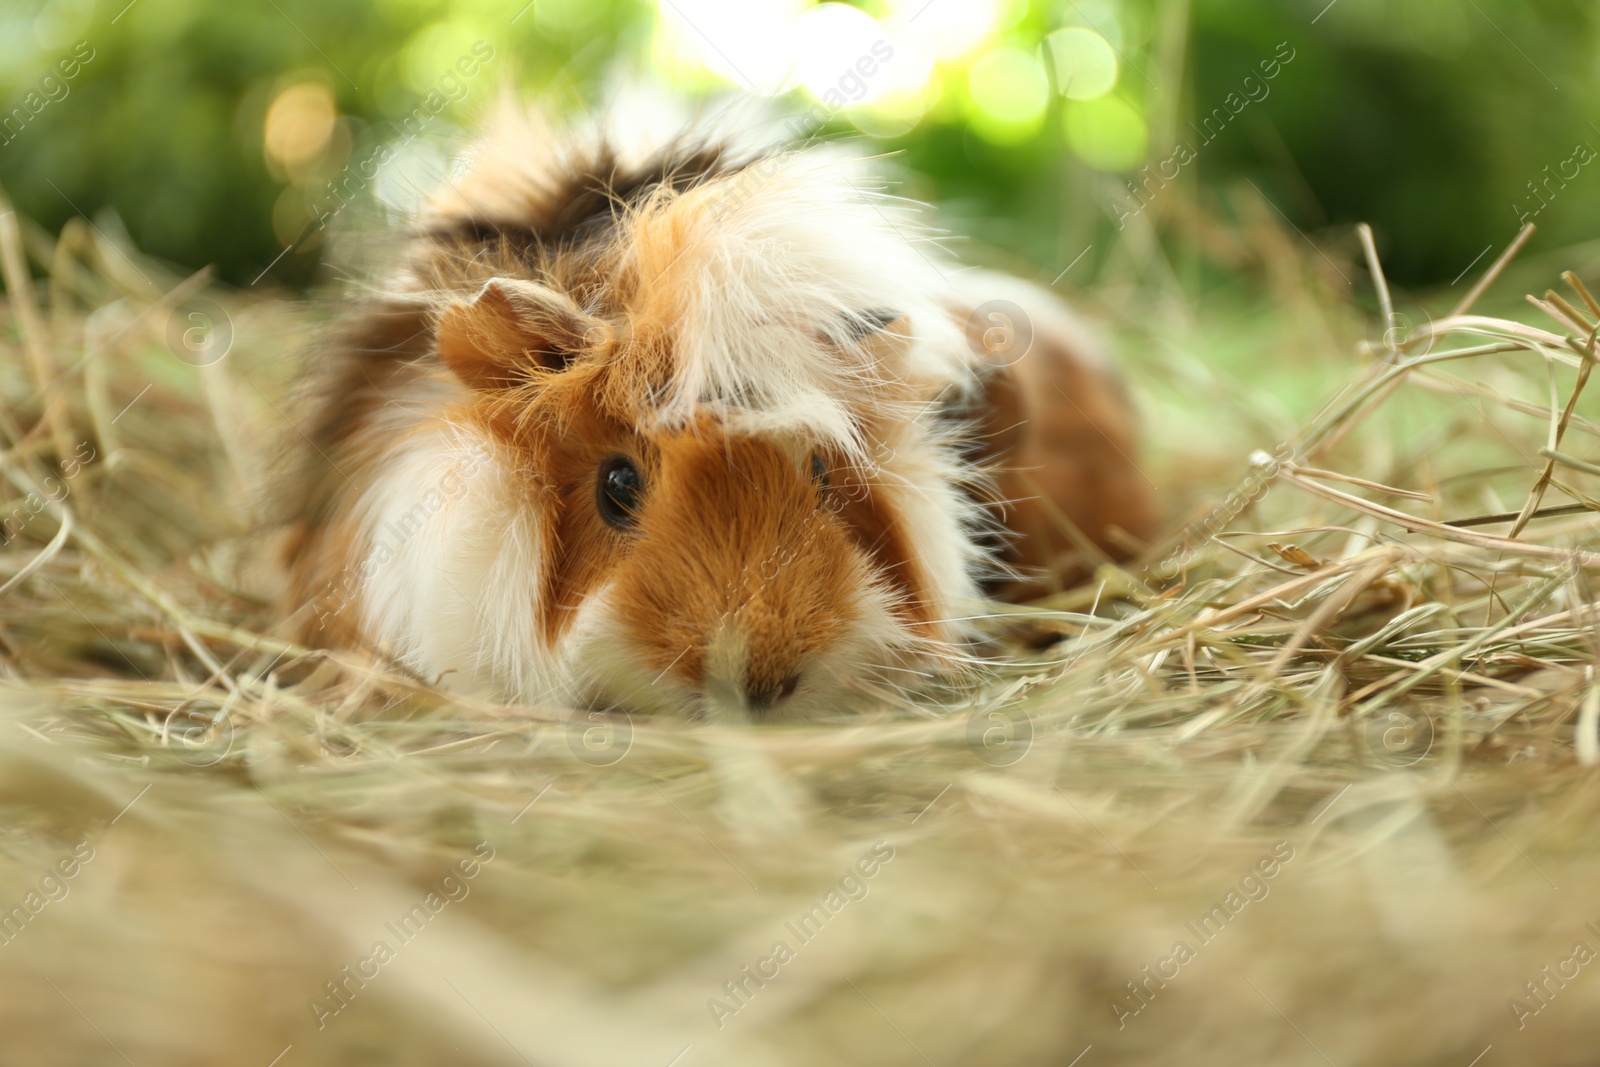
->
<box><xmin>276</xmin><ymin>106</ymin><xmax>1158</xmax><ymax>718</ymax></box>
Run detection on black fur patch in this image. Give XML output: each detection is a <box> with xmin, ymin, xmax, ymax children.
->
<box><xmin>422</xmin><ymin>141</ymin><xmax>757</xmax><ymax>253</ymax></box>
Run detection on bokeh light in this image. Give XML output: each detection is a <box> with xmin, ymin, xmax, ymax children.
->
<box><xmin>263</xmin><ymin>81</ymin><xmax>337</xmax><ymax>174</ymax></box>
<box><xmin>1063</xmin><ymin>0</ymin><xmax>1128</xmax><ymax>48</ymax></box>
<box><xmin>402</xmin><ymin>19</ymin><xmax>491</xmax><ymax>95</ymax></box>
<box><xmin>4</xmin><ymin>0</ymin><xmax>1590</xmax><ymax>288</ymax></box>
<box><xmin>966</xmin><ymin>45</ymin><xmax>1050</xmax><ymax>144</ymax></box>
<box><xmin>882</xmin><ymin>0</ymin><xmax>1011</xmax><ymax>61</ymax></box>
<box><xmin>1046</xmin><ymin>27</ymin><xmax>1118</xmax><ymax>100</ymax></box>
<box><xmin>1063</xmin><ymin>94</ymin><xmax>1147</xmax><ymax>171</ymax></box>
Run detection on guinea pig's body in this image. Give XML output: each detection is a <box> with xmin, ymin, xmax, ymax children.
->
<box><xmin>278</xmin><ymin>108</ymin><xmax>1156</xmax><ymax>717</ymax></box>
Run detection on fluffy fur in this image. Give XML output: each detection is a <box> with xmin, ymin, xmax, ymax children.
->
<box><xmin>280</xmin><ymin>105</ymin><xmax>1155</xmax><ymax>716</ymax></box>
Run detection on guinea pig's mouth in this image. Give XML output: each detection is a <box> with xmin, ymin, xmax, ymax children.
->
<box><xmin>574</xmin><ymin>649</ymin><xmax>935</xmax><ymax>724</ymax></box>
<box><xmin>694</xmin><ymin>673</ymin><xmax>815</xmax><ymax>723</ymax></box>
<box><xmin>573</xmin><ymin>678</ymin><xmax>815</xmax><ymax>724</ymax></box>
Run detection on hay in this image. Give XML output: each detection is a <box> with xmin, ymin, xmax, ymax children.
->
<box><xmin>4</xmin><ymin>204</ymin><xmax>1600</xmax><ymax>1067</ymax></box>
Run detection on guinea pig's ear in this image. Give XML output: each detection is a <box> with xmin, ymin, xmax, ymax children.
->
<box><xmin>436</xmin><ymin>278</ymin><xmax>606</xmax><ymax>391</ymax></box>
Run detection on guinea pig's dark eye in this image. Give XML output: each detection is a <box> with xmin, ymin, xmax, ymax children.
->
<box><xmin>598</xmin><ymin>456</ymin><xmax>644</xmax><ymax>529</ymax></box>
<box><xmin>810</xmin><ymin>454</ymin><xmax>828</xmax><ymax>490</ymax></box>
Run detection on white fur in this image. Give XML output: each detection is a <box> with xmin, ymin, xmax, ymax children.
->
<box><xmin>355</xmin><ymin>425</ymin><xmax>561</xmax><ymax>702</ymax></box>
<box><xmin>632</xmin><ymin>151</ymin><xmax>974</xmax><ymax>459</ymax></box>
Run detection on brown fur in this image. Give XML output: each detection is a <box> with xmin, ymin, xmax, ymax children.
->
<box><xmin>956</xmin><ymin>307</ymin><xmax>1160</xmax><ymax>598</ymax></box>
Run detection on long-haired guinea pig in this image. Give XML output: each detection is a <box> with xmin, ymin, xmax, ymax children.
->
<box><xmin>277</xmin><ymin>106</ymin><xmax>1158</xmax><ymax>718</ymax></box>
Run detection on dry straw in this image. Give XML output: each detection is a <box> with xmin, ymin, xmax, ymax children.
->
<box><xmin>2</xmin><ymin>203</ymin><xmax>1600</xmax><ymax>1065</ymax></box>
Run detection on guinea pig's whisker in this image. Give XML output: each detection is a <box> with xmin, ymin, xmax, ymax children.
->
<box><xmin>650</xmin><ymin>644</ymin><xmax>693</xmax><ymax>687</ymax></box>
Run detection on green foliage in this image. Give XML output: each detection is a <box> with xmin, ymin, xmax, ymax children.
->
<box><xmin>0</xmin><ymin>0</ymin><xmax>1595</xmax><ymax>288</ymax></box>
<box><xmin>1187</xmin><ymin>0</ymin><xmax>1600</xmax><ymax>283</ymax></box>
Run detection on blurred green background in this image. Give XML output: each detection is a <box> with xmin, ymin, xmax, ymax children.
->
<box><xmin>0</xmin><ymin>0</ymin><xmax>1597</xmax><ymax>294</ymax></box>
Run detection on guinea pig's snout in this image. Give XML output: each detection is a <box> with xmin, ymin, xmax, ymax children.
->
<box><xmin>746</xmin><ymin>674</ymin><xmax>801</xmax><ymax>713</ymax></box>
<box><xmin>700</xmin><ymin>616</ymin><xmax>828</xmax><ymax>719</ymax></box>
<box><xmin>608</xmin><ymin>434</ymin><xmax>871</xmax><ymax>719</ymax></box>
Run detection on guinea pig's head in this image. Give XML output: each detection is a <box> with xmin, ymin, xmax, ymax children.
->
<box><xmin>425</xmin><ymin>163</ymin><xmax>987</xmax><ymax>718</ymax></box>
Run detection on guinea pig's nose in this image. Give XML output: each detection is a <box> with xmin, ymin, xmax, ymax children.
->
<box><xmin>745</xmin><ymin>674</ymin><xmax>801</xmax><ymax>714</ymax></box>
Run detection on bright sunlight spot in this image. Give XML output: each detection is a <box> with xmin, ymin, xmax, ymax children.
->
<box><xmin>654</xmin><ymin>0</ymin><xmax>809</xmax><ymax>95</ymax></box>
<box><xmin>794</xmin><ymin>4</ymin><xmax>896</xmax><ymax>105</ymax></box>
